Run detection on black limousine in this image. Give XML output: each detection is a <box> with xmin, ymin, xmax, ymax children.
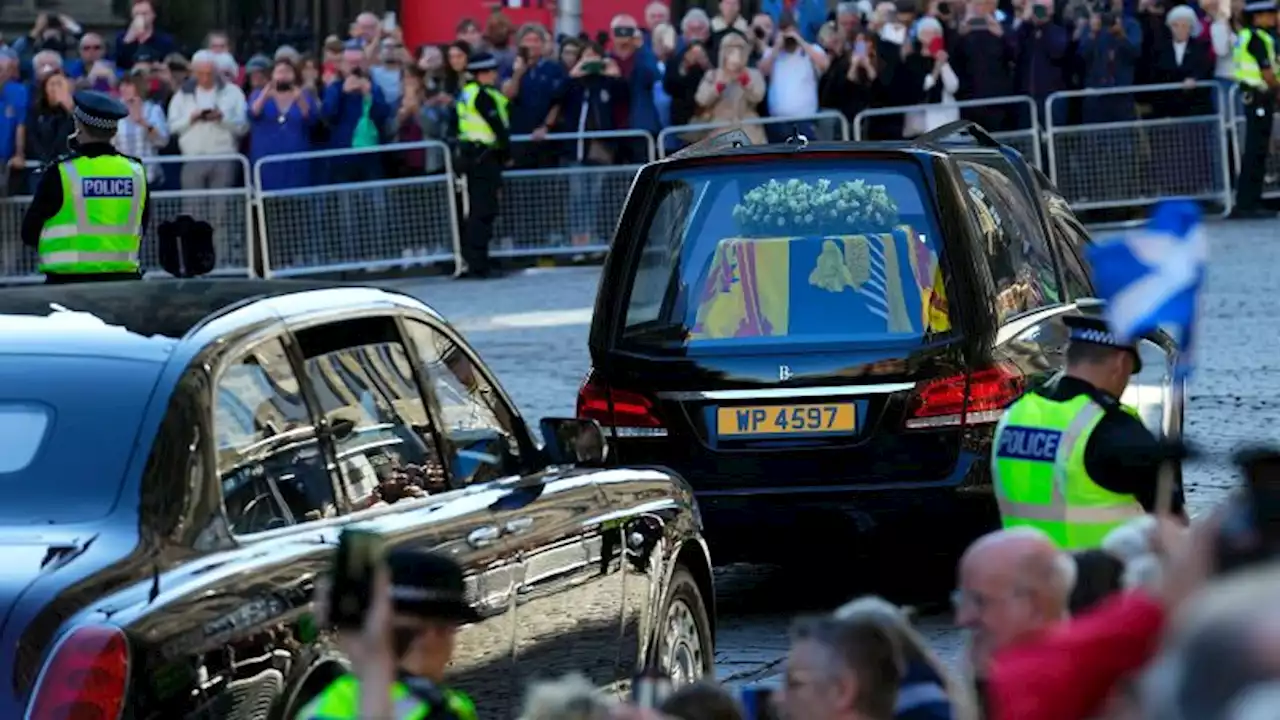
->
<box><xmin>0</xmin><ymin>280</ymin><xmax>714</xmax><ymax>719</ymax></box>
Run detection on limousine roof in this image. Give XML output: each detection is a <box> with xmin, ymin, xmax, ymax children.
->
<box><xmin>0</xmin><ymin>279</ymin><xmax>444</xmax><ymax>362</ymax></box>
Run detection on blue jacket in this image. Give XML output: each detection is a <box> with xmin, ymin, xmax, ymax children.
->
<box><xmin>622</xmin><ymin>46</ymin><xmax>663</xmax><ymax>136</ymax></box>
<box><xmin>0</xmin><ymin>79</ymin><xmax>28</xmax><ymax>163</ymax></box>
<box><xmin>895</xmin><ymin>661</ymin><xmax>954</xmax><ymax>720</ymax></box>
<box><xmin>321</xmin><ymin>80</ymin><xmax>391</xmax><ymax>150</ymax></box>
<box><xmin>759</xmin><ymin>0</ymin><xmax>829</xmax><ymax>43</ymax></box>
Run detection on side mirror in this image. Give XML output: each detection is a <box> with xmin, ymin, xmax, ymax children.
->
<box><xmin>540</xmin><ymin>418</ymin><xmax>610</xmax><ymax>467</ymax></box>
<box><xmin>328</xmin><ymin>417</ymin><xmax>357</xmax><ymax>441</ymax></box>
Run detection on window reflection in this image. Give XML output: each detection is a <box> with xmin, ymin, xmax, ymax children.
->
<box><xmin>301</xmin><ymin>342</ymin><xmax>446</xmax><ymax>509</ymax></box>
<box><xmin>215</xmin><ymin>339</ymin><xmax>334</xmax><ymax>535</ymax></box>
<box><xmin>405</xmin><ymin>322</ymin><xmax>520</xmax><ymax>486</ymax></box>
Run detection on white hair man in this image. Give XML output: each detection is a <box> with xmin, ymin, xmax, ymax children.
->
<box><xmin>955</xmin><ymin>527</ymin><xmax>1076</xmax><ymax>681</ymax></box>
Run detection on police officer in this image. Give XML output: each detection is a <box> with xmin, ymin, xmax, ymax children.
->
<box><xmin>1231</xmin><ymin>0</ymin><xmax>1279</xmax><ymax>219</ymax></box>
<box><xmin>990</xmin><ymin>311</ymin><xmax>1188</xmax><ymax>551</ymax></box>
<box><xmin>455</xmin><ymin>51</ymin><xmax>510</xmax><ymax>280</ymax></box>
<box><xmin>20</xmin><ymin>90</ymin><xmax>150</xmax><ymax>283</ymax></box>
<box><xmin>298</xmin><ymin>549</ymin><xmax>479</xmax><ymax>720</ymax></box>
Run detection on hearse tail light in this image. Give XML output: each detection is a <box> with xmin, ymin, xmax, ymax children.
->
<box><xmin>905</xmin><ymin>363</ymin><xmax>1025</xmax><ymax>429</ymax></box>
<box><xmin>27</xmin><ymin>625</ymin><xmax>129</xmax><ymax>720</ymax></box>
<box><xmin>577</xmin><ymin>370</ymin><xmax>668</xmax><ymax>438</ymax></box>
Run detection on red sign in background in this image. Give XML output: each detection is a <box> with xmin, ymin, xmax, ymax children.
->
<box><xmin>403</xmin><ymin>0</ymin><xmax>654</xmax><ymax>47</ymax></box>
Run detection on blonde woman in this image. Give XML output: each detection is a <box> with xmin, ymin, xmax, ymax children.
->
<box><xmin>834</xmin><ymin>596</ymin><xmax>978</xmax><ymax>720</ymax></box>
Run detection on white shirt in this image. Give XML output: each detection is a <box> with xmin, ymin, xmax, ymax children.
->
<box><xmin>765</xmin><ymin>45</ymin><xmax>826</xmax><ymax>118</ymax></box>
<box><xmin>1173</xmin><ymin>40</ymin><xmax>1187</xmax><ymax>66</ymax></box>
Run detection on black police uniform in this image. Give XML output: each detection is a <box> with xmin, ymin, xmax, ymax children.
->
<box><xmin>456</xmin><ymin>52</ymin><xmax>510</xmax><ymax>280</ymax></box>
<box><xmin>20</xmin><ymin>91</ymin><xmax>152</xmax><ymax>284</ymax></box>
<box><xmin>1051</xmin><ymin>315</ymin><xmax>1187</xmax><ymax>516</ymax></box>
<box><xmin>1233</xmin><ymin>0</ymin><xmax>1279</xmax><ymax>218</ymax></box>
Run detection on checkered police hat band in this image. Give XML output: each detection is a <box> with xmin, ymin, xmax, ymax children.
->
<box><xmin>1071</xmin><ymin>327</ymin><xmax>1121</xmax><ymax>346</ymax></box>
<box><xmin>74</xmin><ymin>106</ymin><xmax>118</xmax><ymax>130</ymax></box>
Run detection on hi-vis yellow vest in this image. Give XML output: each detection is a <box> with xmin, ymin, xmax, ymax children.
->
<box><xmin>1235</xmin><ymin>27</ymin><xmax>1277</xmax><ymax>90</ymax></box>
<box><xmin>295</xmin><ymin>675</ymin><xmax>477</xmax><ymax>720</ymax></box>
<box><xmin>38</xmin><ymin>154</ymin><xmax>146</xmax><ymax>274</ymax></box>
<box><xmin>992</xmin><ymin>393</ymin><xmax>1145</xmax><ymax>550</ymax></box>
<box><xmin>456</xmin><ymin>81</ymin><xmax>509</xmax><ymax>146</ymax></box>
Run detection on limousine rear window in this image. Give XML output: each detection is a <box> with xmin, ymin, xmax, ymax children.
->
<box><xmin>0</xmin><ymin>403</ymin><xmax>52</xmax><ymax>474</ymax></box>
<box><xmin>621</xmin><ymin>157</ymin><xmax>953</xmax><ymax>351</ymax></box>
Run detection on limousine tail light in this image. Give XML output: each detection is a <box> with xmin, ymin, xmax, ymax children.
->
<box><xmin>905</xmin><ymin>364</ymin><xmax>1025</xmax><ymax>429</ymax></box>
<box><xmin>577</xmin><ymin>370</ymin><xmax>668</xmax><ymax>437</ymax></box>
<box><xmin>27</xmin><ymin>625</ymin><xmax>129</xmax><ymax>720</ymax></box>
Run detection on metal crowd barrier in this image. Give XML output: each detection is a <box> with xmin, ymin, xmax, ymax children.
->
<box><xmin>852</xmin><ymin>94</ymin><xmax>1042</xmax><ymax>169</ymax></box>
<box><xmin>1045</xmin><ymin>82</ymin><xmax>1232</xmax><ymax>217</ymax></box>
<box><xmin>253</xmin><ymin>140</ymin><xmax>459</xmax><ymax>278</ymax></box>
<box><xmin>656</xmin><ymin>110</ymin><xmax>850</xmax><ymax>158</ymax></box>
<box><xmin>0</xmin><ymin>153</ymin><xmax>253</xmax><ymax>283</ymax></box>
<box><xmin>1226</xmin><ymin>83</ymin><xmax>1280</xmax><ymax>201</ymax></box>
<box><xmin>483</xmin><ymin>130</ymin><xmax>652</xmax><ymax>259</ymax></box>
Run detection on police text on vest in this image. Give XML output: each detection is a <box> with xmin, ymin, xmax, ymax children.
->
<box><xmin>82</xmin><ymin>177</ymin><xmax>134</xmax><ymax>198</ymax></box>
<box><xmin>996</xmin><ymin>426</ymin><xmax>1063</xmax><ymax>462</ymax></box>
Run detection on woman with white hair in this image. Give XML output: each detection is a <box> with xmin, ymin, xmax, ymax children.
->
<box><xmin>835</xmin><ymin>596</ymin><xmax>978</xmax><ymax>720</ymax></box>
<box><xmin>903</xmin><ymin>16</ymin><xmax>959</xmax><ymax>137</ymax></box>
<box><xmin>518</xmin><ymin>673</ymin><xmax>615</xmax><ymax>720</ymax></box>
<box><xmin>1151</xmin><ymin>5</ymin><xmax>1214</xmax><ymax>117</ymax></box>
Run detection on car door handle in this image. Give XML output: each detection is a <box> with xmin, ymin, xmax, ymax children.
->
<box><xmin>467</xmin><ymin>526</ymin><xmax>502</xmax><ymax>548</ymax></box>
<box><xmin>504</xmin><ymin>517</ymin><xmax>534</xmax><ymax>535</ymax></box>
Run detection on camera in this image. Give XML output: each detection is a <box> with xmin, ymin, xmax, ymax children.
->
<box><xmin>753</xmin><ymin>25</ymin><xmax>767</xmax><ymax>39</ymax></box>
<box><xmin>1215</xmin><ymin>448</ymin><xmax>1280</xmax><ymax>575</ymax></box>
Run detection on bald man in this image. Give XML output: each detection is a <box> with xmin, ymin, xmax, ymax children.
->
<box><xmin>955</xmin><ymin>527</ymin><xmax>1075</xmax><ymax>697</ymax></box>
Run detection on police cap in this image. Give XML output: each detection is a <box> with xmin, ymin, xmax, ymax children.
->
<box><xmin>386</xmin><ymin>548</ymin><xmax>480</xmax><ymax>623</ymax></box>
<box><xmin>466</xmin><ymin>51</ymin><xmax>499</xmax><ymax>72</ymax></box>
<box><xmin>1244</xmin><ymin>0</ymin><xmax>1276</xmax><ymax>13</ymax></box>
<box><xmin>72</xmin><ymin>90</ymin><xmax>128</xmax><ymax>132</ymax></box>
<box><xmin>1063</xmin><ymin>313</ymin><xmax>1143</xmax><ymax>373</ymax></box>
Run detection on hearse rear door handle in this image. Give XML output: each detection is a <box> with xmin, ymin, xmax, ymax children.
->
<box><xmin>467</xmin><ymin>526</ymin><xmax>502</xmax><ymax>548</ymax></box>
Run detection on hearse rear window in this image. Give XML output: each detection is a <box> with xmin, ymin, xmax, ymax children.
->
<box><xmin>622</xmin><ymin>159</ymin><xmax>952</xmax><ymax>351</ymax></box>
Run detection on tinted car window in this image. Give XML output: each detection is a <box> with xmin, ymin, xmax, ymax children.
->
<box><xmin>621</xmin><ymin>158</ymin><xmax>953</xmax><ymax>352</ymax></box>
<box><xmin>956</xmin><ymin>160</ymin><xmax>1060</xmax><ymax>321</ymax></box>
<box><xmin>1050</xmin><ymin>220</ymin><xmax>1094</xmax><ymax>300</ymax></box>
<box><xmin>404</xmin><ymin>321</ymin><xmax>521</xmax><ymax>486</ymax></box>
<box><xmin>216</xmin><ymin>338</ymin><xmax>336</xmax><ymax>534</ymax></box>
<box><xmin>301</xmin><ymin>339</ymin><xmax>448</xmax><ymax>508</ymax></box>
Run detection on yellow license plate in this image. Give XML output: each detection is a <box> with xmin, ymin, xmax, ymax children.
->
<box><xmin>716</xmin><ymin>404</ymin><xmax>857</xmax><ymax>437</ymax></box>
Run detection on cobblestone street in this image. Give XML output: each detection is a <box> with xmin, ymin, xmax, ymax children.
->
<box><xmin>387</xmin><ymin>217</ymin><xmax>1277</xmax><ymax>684</ymax></box>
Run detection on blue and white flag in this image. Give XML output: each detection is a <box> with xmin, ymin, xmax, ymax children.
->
<box><xmin>1084</xmin><ymin>200</ymin><xmax>1207</xmax><ymax>379</ymax></box>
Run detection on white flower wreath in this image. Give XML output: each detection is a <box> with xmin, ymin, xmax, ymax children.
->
<box><xmin>730</xmin><ymin>178</ymin><xmax>900</xmax><ymax>237</ymax></box>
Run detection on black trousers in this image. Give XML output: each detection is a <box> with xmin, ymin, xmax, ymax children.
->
<box><xmin>1236</xmin><ymin>88</ymin><xmax>1275</xmax><ymax>212</ymax></box>
<box><xmin>45</xmin><ymin>271</ymin><xmax>143</xmax><ymax>284</ymax></box>
<box><xmin>462</xmin><ymin>155</ymin><xmax>504</xmax><ymax>275</ymax></box>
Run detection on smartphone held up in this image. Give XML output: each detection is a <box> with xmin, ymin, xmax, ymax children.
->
<box><xmin>330</xmin><ymin>528</ymin><xmax>387</xmax><ymax>630</ymax></box>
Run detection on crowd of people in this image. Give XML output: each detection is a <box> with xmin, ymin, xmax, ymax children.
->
<box><xmin>324</xmin><ymin>492</ymin><xmax>1280</xmax><ymax>720</ymax></box>
<box><xmin>0</xmin><ymin>0</ymin><xmax>1251</xmax><ymax>199</ymax></box>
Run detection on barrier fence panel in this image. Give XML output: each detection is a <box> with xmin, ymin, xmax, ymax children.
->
<box><xmin>143</xmin><ymin>154</ymin><xmax>255</xmax><ymax>276</ymax></box>
<box><xmin>482</xmin><ymin>130</ymin><xmax>651</xmax><ymax>259</ymax></box>
<box><xmin>254</xmin><ymin>141</ymin><xmax>459</xmax><ymax>278</ymax></box>
<box><xmin>853</xmin><ymin>95</ymin><xmax>1042</xmax><ymax>169</ymax></box>
<box><xmin>1227</xmin><ymin>84</ymin><xmax>1280</xmax><ymax>201</ymax></box>
<box><xmin>656</xmin><ymin>111</ymin><xmax>850</xmax><ymax>158</ymax></box>
<box><xmin>1045</xmin><ymin>82</ymin><xmax>1232</xmax><ymax>216</ymax></box>
<box><xmin>0</xmin><ymin>154</ymin><xmax>253</xmax><ymax>282</ymax></box>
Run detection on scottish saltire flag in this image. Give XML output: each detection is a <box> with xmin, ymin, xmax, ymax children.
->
<box><xmin>1084</xmin><ymin>200</ymin><xmax>1207</xmax><ymax>379</ymax></box>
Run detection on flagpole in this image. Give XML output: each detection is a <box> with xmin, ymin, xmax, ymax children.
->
<box><xmin>1155</xmin><ymin>380</ymin><xmax>1182</xmax><ymax>518</ymax></box>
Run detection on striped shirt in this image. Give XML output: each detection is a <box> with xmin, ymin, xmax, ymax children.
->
<box><xmin>112</xmin><ymin>100</ymin><xmax>169</xmax><ymax>184</ymax></box>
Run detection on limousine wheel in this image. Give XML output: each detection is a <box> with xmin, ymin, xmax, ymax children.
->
<box><xmin>657</xmin><ymin>568</ymin><xmax>714</xmax><ymax>686</ymax></box>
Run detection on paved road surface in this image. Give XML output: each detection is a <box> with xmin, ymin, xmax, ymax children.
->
<box><xmin>386</xmin><ymin>218</ymin><xmax>1271</xmax><ymax>684</ymax></box>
